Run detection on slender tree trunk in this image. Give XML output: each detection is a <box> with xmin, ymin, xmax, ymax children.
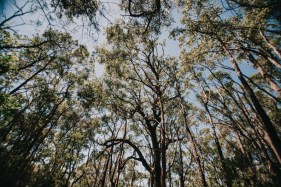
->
<box><xmin>204</xmin><ymin>102</ymin><xmax>232</xmax><ymax>187</ymax></box>
<box><xmin>245</xmin><ymin>51</ymin><xmax>281</xmax><ymax>97</ymax></box>
<box><xmin>193</xmin><ymin>68</ymin><xmax>232</xmax><ymax>186</ymax></box>
<box><xmin>160</xmin><ymin>96</ymin><xmax>167</xmax><ymax>187</ymax></box>
<box><xmin>178</xmin><ymin>141</ymin><xmax>185</xmax><ymax>187</ymax></box>
<box><xmin>100</xmin><ymin>149</ymin><xmax>112</xmax><ymax>187</ymax></box>
<box><xmin>9</xmin><ymin>57</ymin><xmax>55</xmax><ymax>95</ymax></box>
<box><xmin>222</xmin><ymin>44</ymin><xmax>281</xmax><ymax>164</ymax></box>
<box><xmin>179</xmin><ymin>100</ymin><xmax>208</xmax><ymax>187</ymax></box>
<box><xmin>259</xmin><ymin>30</ymin><xmax>281</xmax><ymax>60</ymax></box>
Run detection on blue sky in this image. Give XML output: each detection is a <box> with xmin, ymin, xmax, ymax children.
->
<box><xmin>1</xmin><ymin>0</ymin><xmax>185</xmax><ymax>78</ymax></box>
<box><xmin>1</xmin><ymin>0</ymin><xmax>258</xmax><ymax>88</ymax></box>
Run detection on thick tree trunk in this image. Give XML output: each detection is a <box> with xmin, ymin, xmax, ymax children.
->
<box><xmin>148</xmin><ymin>125</ymin><xmax>162</xmax><ymax>187</ymax></box>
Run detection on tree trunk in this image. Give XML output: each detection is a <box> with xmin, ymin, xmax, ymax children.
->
<box><xmin>245</xmin><ymin>51</ymin><xmax>281</xmax><ymax>97</ymax></box>
<box><xmin>180</xmin><ymin>100</ymin><xmax>208</xmax><ymax>187</ymax></box>
<box><xmin>204</xmin><ymin>102</ymin><xmax>232</xmax><ymax>187</ymax></box>
<box><xmin>222</xmin><ymin>44</ymin><xmax>281</xmax><ymax>164</ymax></box>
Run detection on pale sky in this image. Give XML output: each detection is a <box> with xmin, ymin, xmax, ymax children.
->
<box><xmin>1</xmin><ymin>0</ymin><xmax>183</xmax><ymax>78</ymax></box>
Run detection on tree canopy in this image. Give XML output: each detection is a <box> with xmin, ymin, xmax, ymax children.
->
<box><xmin>0</xmin><ymin>0</ymin><xmax>280</xmax><ymax>186</ymax></box>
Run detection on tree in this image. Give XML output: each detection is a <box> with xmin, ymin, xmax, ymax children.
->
<box><xmin>1</xmin><ymin>0</ymin><xmax>281</xmax><ymax>186</ymax></box>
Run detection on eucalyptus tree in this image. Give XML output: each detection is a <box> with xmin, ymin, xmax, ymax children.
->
<box><xmin>90</xmin><ymin>22</ymin><xmax>194</xmax><ymax>186</ymax></box>
<box><xmin>1</xmin><ymin>0</ymin><xmax>281</xmax><ymax>186</ymax></box>
<box><xmin>0</xmin><ymin>1</ymin><xmax>177</xmax><ymax>186</ymax></box>
<box><xmin>189</xmin><ymin>64</ymin><xmax>281</xmax><ymax>186</ymax></box>
<box><xmin>176</xmin><ymin>0</ymin><xmax>281</xmax><ymax>169</ymax></box>
<box><xmin>0</xmin><ymin>27</ymin><xmax>96</xmax><ymax>186</ymax></box>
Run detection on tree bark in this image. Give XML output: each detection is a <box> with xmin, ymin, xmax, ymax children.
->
<box><xmin>222</xmin><ymin>44</ymin><xmax>281</xmax><ymax>164</ymax></box>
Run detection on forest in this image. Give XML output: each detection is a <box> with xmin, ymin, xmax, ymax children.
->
<box><xmin>0</xmin><ymin>0</ymin><xmax>280</xmax><ymax>186</ymax></box>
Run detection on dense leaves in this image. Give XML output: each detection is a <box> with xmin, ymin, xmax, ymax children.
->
<box><xmin>0</xmin><ymin>0</ymin><xmax>280</xmax><ymax>186</ymax></box>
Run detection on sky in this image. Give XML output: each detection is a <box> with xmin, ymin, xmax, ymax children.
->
<box><xmin>1</xmin><ymin>0</ymin><xmax>183</xmax><ymax>78</ymax></box>
<box><xmin>1</xmin><ymin>0</ymin><xmax>269</xmax><ymax>142</ymax></box>
<box><xmin>1</xmin><ymin>0</ymin><xmax>105</xmax><ymax>77</ymax></box>
<box><xmin>1</xmin><ymin>0</ymin><xmax>258</xmax><ymax>89</ymax></box>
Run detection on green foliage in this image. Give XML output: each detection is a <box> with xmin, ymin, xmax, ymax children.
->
<box><xmin>0</xmin><ymin>0</ymin><xmax>280</xmax><ymax>186</ymax></box>
<box><xmin>51</xmin><ymin>0</ymin><xmax>100</xmax><ymax>27</ymax></box>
